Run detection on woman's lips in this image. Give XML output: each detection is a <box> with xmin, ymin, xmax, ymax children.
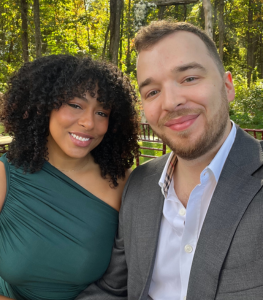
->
<box><xmin>68</xmin><ymin>132</ymin><xmax>93</xmax><ymax>147</ymax></box>
<box><xmin>164</xmin><ymin>114</ymin><xmax>199</xmax><ymax>131</ymax></box>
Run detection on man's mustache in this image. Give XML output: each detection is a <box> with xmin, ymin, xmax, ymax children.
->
<box><xmin>158</xmin><ymin>108</ymin><xmax>203</xmax><ymax>127</ymax></box>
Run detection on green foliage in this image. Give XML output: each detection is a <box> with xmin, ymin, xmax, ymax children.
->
<box><xmin>0</xmin><ymin>0</ymin><xmax>110</xmax><ymax>92</ymax></box>
<box><xmin>230</xmin><ymin>76</ymin><xmax>263</xmax><ymax>128</ymax></box>
<box><xmin>0</xmin><ymin>0</ymin><xmax>262</xmax><ymax>129</ymax></box>
<box><xmin>0</xmin><ymin>124</ymin><xmax>4</xmax><ymax>133</ymax></box>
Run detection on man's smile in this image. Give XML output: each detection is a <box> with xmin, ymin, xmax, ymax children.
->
<box><xmin>164</xmin><ymin>114</ymin><xmax>200</xmax><ymax>131</ymax></box>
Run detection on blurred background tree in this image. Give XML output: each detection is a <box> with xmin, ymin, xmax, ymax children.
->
<box><xmin>0</xmin><ymin>0</ymin><xmax>262</xmax><ymax>128</ymax></box>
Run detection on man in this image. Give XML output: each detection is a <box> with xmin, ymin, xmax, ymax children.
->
<box><xmin>76</xmin><ymin>21</ymin><xmax>263</xmax><ymax>300</ymax></box>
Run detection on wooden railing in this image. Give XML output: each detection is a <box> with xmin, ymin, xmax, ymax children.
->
<box><xmin>135</xmin><ymin>123</ymin><xmax>167</xmax><ymax>166</ymax></box>
<box><xmin>0</xmin><ymin>134</ymin><xmax>12</xmax><ymax>156</ymax></box>
<box><xmin>1</xmin><ymin>126</ymin><xmax>263</xmax><ymax>165</ymax></box>
<box><xmin>243</xmin><ymin>128</ymin><xmax>263</xmax><ymax>140</ymax></box>
<box><xmin>136</xmin><ymin>123</ymin><xmax>263</xmax><ymax>166</ymax></box>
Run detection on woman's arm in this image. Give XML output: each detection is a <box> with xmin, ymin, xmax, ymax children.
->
<box><xmin>0</xmin><ymin>297</ymin><xmax>14</xmax><ymax>300</ymax></box>
<box><xmin>0</xmin><ymin>161</ymin><xmax>7</xmax><ymax>211</ymax></box>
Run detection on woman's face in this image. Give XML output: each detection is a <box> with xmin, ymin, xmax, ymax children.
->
<box><xmin>47</xmin><ymin>91</ymin><xmax>110</xmax><ymax>160</ymax></box>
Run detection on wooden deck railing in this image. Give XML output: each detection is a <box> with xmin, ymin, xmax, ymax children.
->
<box><xmin>1</xmin><ymin>126</ymin><xmax>263</xmax><ymax>165</ymax></box>
<box><xmin>136</xmin><ymin>123</ymin><xmax>263</xmax><ymax>166</ymax></box>
<box><xmin>243</xmin><ymin>128</ymin><xmax>263</xmax><ymax>140</ymax></box>
<box><xmin>0</xmin><ymin>134</ymin><xmax>12</xmax><ymax>156</ymax></box>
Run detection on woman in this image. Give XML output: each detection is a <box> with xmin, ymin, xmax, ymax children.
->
<box><xmin>0</xmin><ymin>55</ymin><xmax>139</xmax><ymax>300</ymax></box>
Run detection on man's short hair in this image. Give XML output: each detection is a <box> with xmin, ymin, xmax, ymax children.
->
<box><xmin>134</xmin><ymin>21</ymin><xmax>225</xmax><ymax>77</ymax></box>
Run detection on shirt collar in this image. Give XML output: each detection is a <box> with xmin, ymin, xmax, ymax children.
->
<box><xmin>207</xmin><ymin>120</ymin><xmax>236</xmax><ymax>182</ymax></box>
<box><xmin>159</xmin><ymin>121</ymin><xmax>237</xmax><ymax>197</ymax></box>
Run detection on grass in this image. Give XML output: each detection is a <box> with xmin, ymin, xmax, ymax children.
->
<box><xmin>132</xmin><ymin>141</ymin><xmax>172</xmax><ymax>169</ymax></box>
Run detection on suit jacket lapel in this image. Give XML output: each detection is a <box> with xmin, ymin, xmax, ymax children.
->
<box><xmin>187</xmin><ymin>127</ymin><xmax>263</xmax><ymax>300</ymax></box>
<box><xmin>133</xmin><ymin>156</ymin><xmax>168</xmax><ymax>299</ymax></box>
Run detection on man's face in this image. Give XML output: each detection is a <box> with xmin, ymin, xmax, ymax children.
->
<box><xmin>137</xmin><ymin>31</ymin><xmax>235</xmax><ymax>160</ymax></box>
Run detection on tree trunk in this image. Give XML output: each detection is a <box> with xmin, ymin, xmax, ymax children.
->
<box><xmin>260</xmin><ymin>34</ymin><xmax>263</xmax><ymax>79</ymax></box>
<box><xmin>102</xmin><ymin>24</ymin><xmax>110</xmax><ymax>60</ymax></box>
<box><xmin>20</xmin><ymin>0</ymin><xmax>29</xmax><ymax>62</ymax></box>
<box><xmin>174</xmin><ymin>4</ymin><xmax>179</xmax><ymax>20</ymax></box>
<box><xmin>218</xmin><ymin>0</ymin><xmax>224</xmax><ymax>60</ymax></box>
<box><xmin>183</xmin><ymin>4</ymin><xmax>187</xmax><ymax>21</ymax></box>
<box><xmin>203</xmin><ymin>0</ymin><xmax>213</xmax><ymax>39</ymax></box>
<box><xmin>7</xmin><ymin>37</ymin><xmax>14</xmax><ymax>63</ymax></box>
<box><xmin>109</xmin><ymin>0</ymin><xmax>123</xmax><ymax>65</ymax></box>
<box><xmin>213</xmin><ymin>0</ymin><xmax>218</xmax><ymax>39</ymax></box>
<box><xmin>126</xmin><ymin>0</ymin><xmax>131</xmax><ymax>74</ymax></box>
<box><xmin>119</xmin><ymin>8</ymin><xmax>124</xmax><ymax>70</ymax></box>
<box><xmin>34</xmin><ymin>0</ymin><xmax>42</xmax><ymax>58</ymax></box>
<box><xmin>83</xmin><ymin>0</ymin><xmax>91</xmax><ymax>53</ymax></box>
<box><xmin>158</xmin><ymin>6</ymin><xmax>166</xmax><ymax>19</ymax></box>
<box><xmin>247</xmin><ymin>0</ymin><xmax>253</xmax><ymax>86</ymax></box>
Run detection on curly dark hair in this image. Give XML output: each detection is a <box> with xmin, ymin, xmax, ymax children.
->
<box><xmin>1</xmin><ymin>55</ymin><xmax>140</xmax><ymax>187</ymax></box>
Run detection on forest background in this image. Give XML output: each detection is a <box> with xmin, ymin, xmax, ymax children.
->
<box><xmin>0</xmin><ymin>0</ymin><xmax>262</xmax><ymax>129</ymax></box>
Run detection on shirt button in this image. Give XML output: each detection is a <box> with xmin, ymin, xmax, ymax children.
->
<box><xmin>184</xmin><ymin>244</ymin><xmax>193</xmax><ymax>253</ymax></box>
<box><xmin>179</xmin><ymin>208</ymin><xmax>186</xmax><ymax>216</ymax></box>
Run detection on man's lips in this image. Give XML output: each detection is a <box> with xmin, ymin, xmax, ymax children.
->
<box><xmin>165</xmin><ymin>114</ymin><xmax>199</xmax><ymax>126</ymax></box>
<box><xmin>164</xmin><ymin>114</ymin><xmax>200</xmax><ymax>132</ymax></box>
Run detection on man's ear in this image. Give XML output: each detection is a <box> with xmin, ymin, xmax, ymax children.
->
<box><xmin>224</xmin><ymin>71</ymin><xmax>235</xmax><ymax>103</ymax></box>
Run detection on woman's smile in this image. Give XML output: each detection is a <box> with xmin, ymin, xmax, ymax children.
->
<box><xmin>47</xmin><ymin>93</ymin><xmax>110</xmax><ymax>161</ymax></box>
<box><xmin>69</xmin><ymin>132</ymin><xmax>93</xmax><ymax>147</ymax></box>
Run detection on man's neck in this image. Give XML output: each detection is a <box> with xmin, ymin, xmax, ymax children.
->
<box><xmin>173</xmin><ymin>121</ymin><xmax>232</xmax><ymax>207</ymax></box>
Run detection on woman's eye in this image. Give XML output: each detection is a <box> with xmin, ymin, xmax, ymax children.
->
<box><xmin>68</xmin><ymin>103</ymin><xmax>81</xmax><ymax>109</ymax></box>
<box><xmin>97</xmin><ymin>111</ymin><xmax>108</xmax><ymax>117</ymax></box>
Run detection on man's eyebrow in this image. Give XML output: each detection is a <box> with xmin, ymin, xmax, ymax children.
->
<box><xmin>139</xmin><ymin>77</ymin><xmax>153</xmax><ymax>93</ymax></box>
<box><xmin>173</xmin><ymin>62</ymin><xmax>207</xmax><ymax>73</ymax></box>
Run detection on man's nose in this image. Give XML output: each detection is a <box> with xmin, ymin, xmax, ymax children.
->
<box><xmin>78</xmin><ymin>111</ymin><xmax>94</xmax><ymax>130</ymax></box>
<box><xmin>161</xmin><ymin>85</ymin><xmax>186</xmax><ymax>111</ymax></box>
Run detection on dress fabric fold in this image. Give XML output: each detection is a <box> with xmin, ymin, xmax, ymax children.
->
<box><xmin>0</xmin><ymin>154</ymin><xmax>118</xmax><ymax>300</ymax></box>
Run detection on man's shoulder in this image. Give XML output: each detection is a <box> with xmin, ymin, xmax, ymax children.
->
<box><xmin>230</xmin><ymin>127</ymin><xmax>263</xmax><ymax>176</ymax></box>
<box><xmin>124</xmin><ymin>154</ymin><xmax>170</xmax><ymax>192</ymax></box>
<box><xmin>233</xmin><ymin>126</ymin><xmax>263</xmax><ymax>152</ymax></box>
<box><xmin>132</xmin><ymin>154</ymin><xmax>170</xmax><ymax>178</ymax></box>
<box><xmin>122</xmin><ymin>154</ymin><xmax>169</xmax><ymax>204</ymax></box>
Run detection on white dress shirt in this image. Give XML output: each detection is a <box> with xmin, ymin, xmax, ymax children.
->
<box><xmin>149</xmin><ymin>122</ymin><xmax>236</xmax><ymax>300</ymax></box>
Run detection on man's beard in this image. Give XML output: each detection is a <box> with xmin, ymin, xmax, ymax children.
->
<box><xmin>153</xmin><ymin>86</ymin><xmax>230</xmax><ymax>160</ymax></box>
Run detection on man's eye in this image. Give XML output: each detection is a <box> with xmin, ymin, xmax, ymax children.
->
<box><xmin>146</xmin><ymin>90</ymin><xmax>159</xmax><ymax>98</ymax></box>
<box><xmin>68</xmin><ymin>103</ymin><xmax>81</xmax><ymax>109</ymax></box>
<box><xmin>184</xmin><ymin>77</ymin><xmax>197</xmax><ymax>83</ymax></box>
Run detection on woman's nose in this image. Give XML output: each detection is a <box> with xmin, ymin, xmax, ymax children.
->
<box><xmin>78</xmin><ymin>111</ymin><xmax>94</xmax><ymax>130</ymax></box>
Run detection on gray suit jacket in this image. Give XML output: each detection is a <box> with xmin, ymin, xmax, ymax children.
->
<box><xmin>76</xmin><ymin>126</ymin><xmax>263</xmax><ymax>300</ymax></box>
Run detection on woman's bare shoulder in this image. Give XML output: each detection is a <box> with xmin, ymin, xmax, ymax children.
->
<box><xmin>0</xmin><ymin>161</ymin><xmax>7</xmax><ymax>211</ymax></box>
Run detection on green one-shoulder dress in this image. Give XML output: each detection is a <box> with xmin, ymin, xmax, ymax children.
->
<box><xmin>0</xmin><ymin>154</ymin><xmax>118</xmax><ymax>300</ymax></box>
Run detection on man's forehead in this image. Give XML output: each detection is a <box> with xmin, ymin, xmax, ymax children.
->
<box><xmin>138</xmin><ymin>30</ymin><xmax>207</xmax><ymax>54</ymax></box>
<box><xmin>136</xmin><ymin>31</ymin><xmax>216</xmax><ymax>77</ymax></box>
